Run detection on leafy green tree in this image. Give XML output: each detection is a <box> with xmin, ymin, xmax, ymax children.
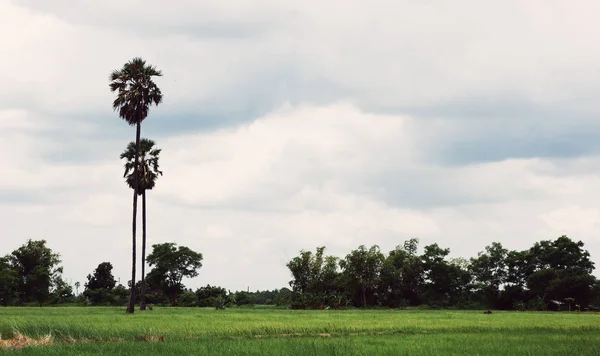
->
<box><xmin>49</xmin><ymin>275</ymin><xmax>74</xmax><ymax>304</ymax></box>
<box><xmin>287</xmin><ymin>246</ymin><xmax>343</xmax><ymax>308</ymax></box>
<box><xmin>179</xmin><ymin>291</ymin><xmax>198</xmax><ymax>307</ymax></box>
<box><xmin>110</xmin><ymin>57</ymin><xmax>163</xmax><ymax>314</ymax></box>
<box><xmin>233</xmin><ymin>291</ymin><xmax>255</xmax><ymax>306</ymax></box>
<box><xmin>85</xmin><ymin>262</ymin><xmax>117</xmax><ymax>291</ymax></box>
<box><xmin>83</xmin><ymin>262</ymin><xmax>117</xmax><ymax>305</ymax></box>
<box><xmin>274</xmin><ymin>287</ymin><xmax>294</xmax><ymax>306</ymax></box>
<box><xmin>195</xmin><ymin>285</ymin><xmax>227</xmax><ymax>307</ymax></box>
<box><xmin>526</xmin><ymin>236</ymin><xmax>596</xmax><ymax>305</ymax></box>
<box><xmin>120</xmin><ymin>138</ymin><xmax>163</xmax><ymax>311</ymax></box>
<box><xmin>470</xmin><ymin>242</ymin><xmax>508</xmax><ymax>310</ymax></box>
<box><xmin>529</xmin><ymin>235</ymin><xmax>594</xmax><ymax>273</ymax></box>
<box><xmin>287</xmin><ymin>247</ymin><xmax>340</xmax><ymax>292</ymax></box>
<box><xmin>340</xmin><ymin>245</ymin><xmax>385</xmax><ymax>307</ymax></box>
<box><xmin>505</xmin><ymin>250</ymin><xmax>535</xmax><ymax>289</ymax></box>
<box><xmin>10</xmin><ymin>239</ymin><xmax>62</xmax><ymax>306</ymax></box>
<box><xmin>112</xmin><ymin>284</ymin><xmax>130</xmax><ymax>306</ymax></box>
<box><xmin>420</xmin><ymin>243</ymin><xmax>471</xmax><ymax>307</ymax></box>
<box><xmin>146</xmin><ymin>243</ymin><xmax>203</xmax><ymax>306</ymax></box>
<box><xmin>380</xmin><ymin>239</ymin><xmax>424</xmax><ymax>307</ymax></box>
<box><xmin>0</xmin><ymin>255</ymin><xmax>18</xmax><ymax>306</ymax></box>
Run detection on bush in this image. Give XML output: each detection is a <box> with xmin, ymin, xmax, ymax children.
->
<box><xmin>179</xmin><ymin>291</ymin><xmax>197</xmax><ymax>307</ymax></box>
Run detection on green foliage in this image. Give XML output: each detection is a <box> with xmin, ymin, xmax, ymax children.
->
<box><xmin>109</xmin><ymin>57</ymin><xmax>163</xmax><ymax>126</ymax></box>
<box><xmin>85</xmin><ymin>262</ymin><xmax>116</xmax><ymax>291</ymax></box>
<box><xmin>195</xmin><ymin>285</ymin><xmax>227</xmax><ymax>307</ymax></box>
<box><xmin>49</xmin><ymin>275</ymin><xmax>74</xmax><ymax>304</ymax></box>
<box><xmin>0</xmin><ymin>255</ymin><xmax>18</xmax><ymax>306</ymax></box>
<box><xmin>146</xmin><ymin>243</ymin><xmax>203</xmax><ymax>306</ymax></box>
<box><xmin>178</xmin><ymin>291</ymin><xmax>197</xmax><ymax>307</ymax></box>
<box><xmin>470</xmin><ymin>242</ymin><xmax>508</xmax><ymax>309</ymax></box>
<box><xmin>215</xmin><ymin>296</ymin><xmax>225</xmax><ymax>310</ymax></box>
<box><xmin>120</xmin><ymin>138</ymin><xmax>163</xmax><ymax>195</ymax></box>
<box><xmin>340</xmin><ymin>245</ymin><xmax>385</xmax><ymax>307</ymax></box>
<box><xmin>9</xmin><ymin>239</ymin><xmax>62</xmax><ymax>305</ymax></box>
<box><xmin>286</xmin><ymin>236</ymin><xmax>599</xmax><ymax>310</ymax></box>
<box><xmin>286</xmin><ymin>246</ymin><xmax>344</xmax><ymax>308</ymax></box>
<box><xmin>83</xmin><ymin>262</ymin><xmax>117</xmax><ymax>305</ymax></box>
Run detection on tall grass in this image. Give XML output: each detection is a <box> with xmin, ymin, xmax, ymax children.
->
<box><xmin>1</xmin><ymin>307</ymin><xmax>599</xmax><ymax>355</ymax></box>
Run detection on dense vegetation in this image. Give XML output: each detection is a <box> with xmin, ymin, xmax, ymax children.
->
<box><xmin>1</xmin><ymin>235</ymin><xmax>598</xmax><ymax>312</ymax></box>
<box><xmin>286</xmin><ymin>236</ymin><xmax>599</xmax><ymax>311</ymax></box>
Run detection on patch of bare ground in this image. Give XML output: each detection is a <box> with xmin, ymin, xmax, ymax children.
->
<box><xmin>137</xmin><ymin>334</ymin><xmax>167</xmax><ymax>342</ymax></box>
<box><xmin>280</xmin><ymin>333</ymin><xmax>302</xmax><ymax>337</ymax></box>
<box><xmin>0</xmin><ymin>332</ymin><xmax>53</xmax><ymax>350</ymax></box>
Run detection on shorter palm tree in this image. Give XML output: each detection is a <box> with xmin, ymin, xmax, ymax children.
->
<box><xmin>120</xmin><ymin>138</ymin><xmax>163</xmax><ymax>311</ymax></box>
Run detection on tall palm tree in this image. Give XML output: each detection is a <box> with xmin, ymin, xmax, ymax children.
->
<box><xmin>110</xmin><ymin>58</ymin><xmax>163</xmax><ymax>314</ymax></box>
<box><xmin>120</xmin><ymin>138</ymin><xmax>163</xmax><ymax>311</ymax></box>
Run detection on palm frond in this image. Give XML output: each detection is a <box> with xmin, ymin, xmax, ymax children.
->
<box><xmin>109</xmin><ymin>57</ymin><xmax>163</xmax><ymax>126</ymax></box>
<box><xmin>119</xmin><ymin>138</ymin><xmax>163</xmax><ymax>194</ymax></box>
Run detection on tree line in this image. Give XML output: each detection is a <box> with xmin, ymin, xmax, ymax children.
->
<box><xmin>286</xmin><ymin>235</ymin><xmax>600</xmax><ymax>311</ymax></box>
<box><xmin>0</xmin><ymin>239</ymin><xmax>202</xmax><ymax>307</ymax></box>
<box><xmin>0</xmin><ymin>238</ymin><xmax>288</xmax><ymax>308</ymax></box>
<box><xmin>1</xmin><ymin>235</ymin><xmax>598</xmax><ymax>312</ymax></box>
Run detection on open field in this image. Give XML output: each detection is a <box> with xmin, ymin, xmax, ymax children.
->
<box><xmin>1</xmin><ymin>307</ymin><xmax>599</xmax><ymax>355</ymax></box>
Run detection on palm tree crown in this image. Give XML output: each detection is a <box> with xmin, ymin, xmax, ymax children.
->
<box><xmin>109</xmin><ymin>57</ymin><xmax>163</xmax><ymax>126</ymax></box>
<box><xmin>120</xmin><ymin>138</ymin><xmax>163</xmax><ymax>195</ymax></box>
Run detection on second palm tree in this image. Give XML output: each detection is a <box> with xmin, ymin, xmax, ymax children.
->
<box><xmin>120</xmin><ymin>138</ymin><xmax>163</xmax><ymax>311</ymax></box>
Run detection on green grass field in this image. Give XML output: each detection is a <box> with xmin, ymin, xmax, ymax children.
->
<box><xmin>1</xmin><ymin>307</ymin><xmax>599</xmax><ymax>355</ymax></box>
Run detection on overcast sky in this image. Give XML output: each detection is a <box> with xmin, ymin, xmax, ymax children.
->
<box><xmin>2</xmin><ymin>0</ymin><xmax>600</xmax><ymax>291</ymax></box>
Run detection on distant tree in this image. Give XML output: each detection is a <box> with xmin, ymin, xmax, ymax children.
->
<box><xmin>146</xmin><ymin>243</ymin><xmax>203</xmax><ymax>306</ymax></box>
<box><xmin>287</xmin><ymin>247</ymin><xmax>340</xmax><ymax>292</ymax></box>
<box><xmin>83</xmin><ymin>262</ymin><xmax>117</xmax><ymax>305</ymax></box>
<box><xmin>233</xmin><ymin>291</ymin><xmax>255</xmax><ymax>306</ymax></box>
<box><xmin>112</xmin><ymin>284</ymin><xmax>130</xmax><ymax>306</ymax></box>
<box><xmin>380</xmin><ymin>239</ymin><xmax>424</xmax><ymax>307</ymax></box>
<box><xmin>274</xmin><ymin>287</ymin><xmax>294</xmax><ymax>306</ymax></box>
<box><xmin>10</xmin><ymin>239</ymin><xmax>62</xmax><ymax>306</ymax></box>
<box><xmin>110</xmin><ymin>57</ymin><xmax>163</xmax><ymax>314</ymax></box>
<box><xmin>340</xmin><ymin>245</ymin><xmax>385</xmax><ymax>307</ymax></box>
<box><xmin>420</xmin><ymin>243</ymin><xmax>471</xmax><ymax>307</ymax></box>
<box><xmin>195</xmin><ymin>285</ymin><xmax>227</xmax><ymax>307</ymax></box>
<box><xmin>120</xmin><ymin>138</ymin><xmax>163</xmax><ymax>311</ymax></box>
<box><xmin>470</xmin><ymin>242</ymin><xmax>508</xmax><ymax>310</ymax></box>
<box><xmin>526</xmin><ymin>236</ymin><xmax>596</xmax><ymax>305</ymax></box>
<box><xmin>179</xmin><ymin>291</ymin><xmax>198</xmax><ymax>307</ymax></box>
<box><xmin>85</xmin><ymin>262</ymin><xmax>117</xmax><ymax>291</ymax></box>
<box><xmin>50</xmin><ymin>275</ymin><xmax>74</xmax><ymax>304</ymax></box>
<box><xmin>287</xmin><ymin>246</ymin><xmax>343</xmax><ymax>308</ymax></box>
<box><xmin>0</xmin><ymin>255</ymin><xmax>18</xmax><ymax>306</ymax></box>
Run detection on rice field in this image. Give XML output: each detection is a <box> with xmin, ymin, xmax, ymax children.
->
<box><xmin>1</xmin><ymin>307</ymin><xmax>599</xmax><ymax>355</ymax></box>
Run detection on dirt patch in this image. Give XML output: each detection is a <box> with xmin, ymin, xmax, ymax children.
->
<box><xmin>137</xmin><ymin>334</ymin><xmax>166</xmax><ymax>342</ymax></box>
<box><xmin>280</xmin><ymin>333</ymin><xmax>302</xmax><ymax>337</ymax></box>
<box><xmin>318</xmin><ymin>333</ymin><xmax>332</xmax><ymax>338</ymax></box>
<box><xmin>0</xmin><ymin>332</ymin><xmax>53</xmax><ymax>350</ymax></box>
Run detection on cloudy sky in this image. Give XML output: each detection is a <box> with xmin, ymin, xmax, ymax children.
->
<box><xmin>2</xmin><ymin>0</ymin><xmax>600</xmax><ymax>291</ymax></box>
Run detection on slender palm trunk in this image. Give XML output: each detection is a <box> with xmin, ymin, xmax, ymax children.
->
<box><xmin>140</xmin><ymin>190</ymin><xmax>147</xmax><ymax>311</ymax></box>
<box><xmin>127</xmin><ymin>122</ymin><xmax>142</xmax><ymax>314</ymax></box>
